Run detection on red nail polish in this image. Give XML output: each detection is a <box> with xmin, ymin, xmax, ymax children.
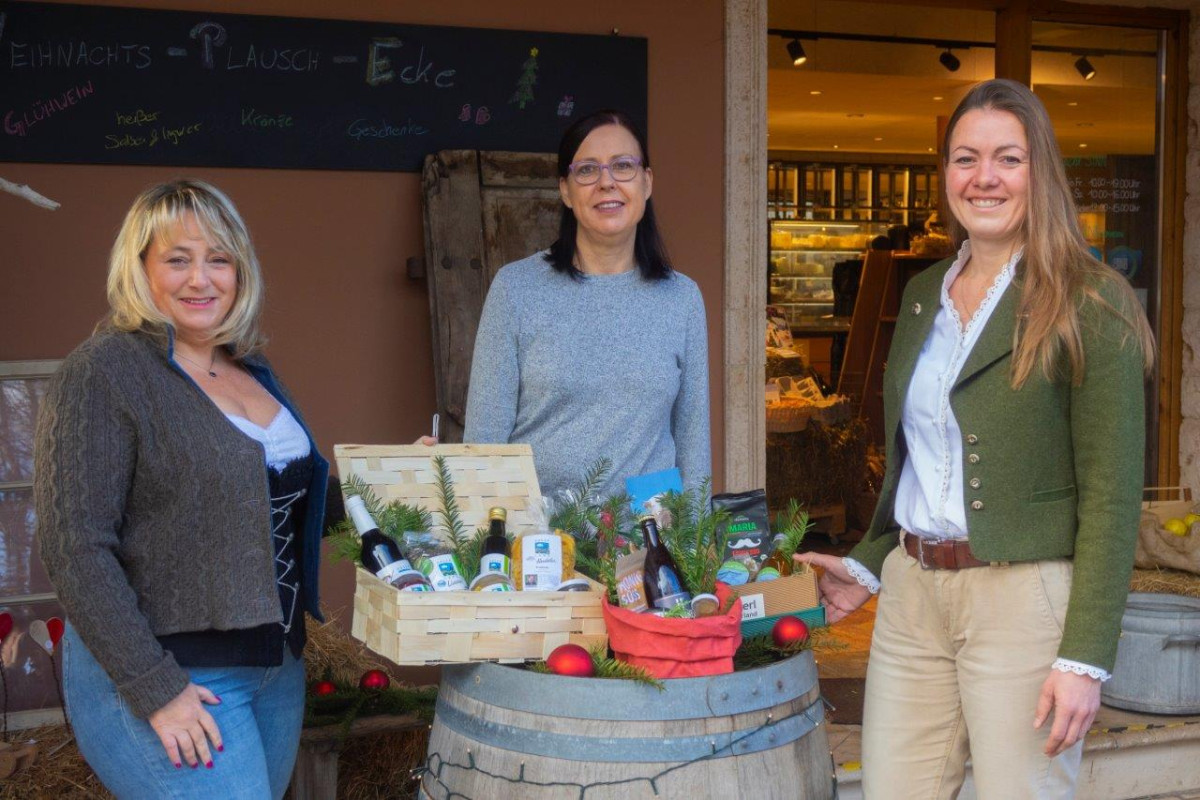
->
<box><xmin>217</xmin><ymin>745</ymin><xmax>224</xmax><ymax>752</ymax></box>
<box><xmin>206</xmin><ymin>761</ymin><xmax>214</xmax><ymax>769</ymax></box>
<box><xmin>175</xmin><ymin>763</ymin><xmax>182</xmax><ymax>769</ymax></box>
<box><xmin>191</xmin><ymin>763</ymin><xmax>198</xmax><ymax>769</ymax></box>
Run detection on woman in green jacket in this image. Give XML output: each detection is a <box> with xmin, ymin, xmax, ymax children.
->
<box><xmin>798</xmin><ymin>79</ymin><xmax>1154</xmax><ymax>798</ymax></box>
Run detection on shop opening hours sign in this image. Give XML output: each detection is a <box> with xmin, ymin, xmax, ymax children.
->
<box><xmin>0</xmin><ymin>2</ymin><xmax>648</xmax><ymax>171</ymax></box>
<box><xmin>1064</xmin><ymin>154</ymin><xmax>1155</xmax><ymax>283</ymax></box>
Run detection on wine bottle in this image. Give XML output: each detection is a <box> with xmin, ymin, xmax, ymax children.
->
<box><xmin>480</xmin><ymin>507</ymin><xmax>512</xmax><ymax>577</ymax></box>
<box><xmin>346</xmin><ymin>495</ymin><xmax>432</xmax><ymax>591</ymax></box>
<box><xmin>639</xmin><ymin>515</ymin><xmax>692</xmax><ymax>611</ymax></box>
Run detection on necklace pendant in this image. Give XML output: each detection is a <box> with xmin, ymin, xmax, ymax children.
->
<box><xmin>208</xmin><ymin>370</ymin><xmax>217</xmax><ymax>378</ymax></box>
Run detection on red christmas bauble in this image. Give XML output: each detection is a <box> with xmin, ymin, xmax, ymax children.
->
<box><xmin>311</xmin><ymin>680</ymin><xmax>336</xmax><ymax>696</ymax></box>
<box><xmin>359</xmin><ymin>669</ymin><xmax>391</xmax><ymax>691</ymax></box>
<box><xmin>772</xmin><ymin>615</ymin><xmax>810</xmax><ymax>648</ymax></box>
<box><xmin>545</xmin><ymin>644</ymin><xmax>596</xmax><ymax>678</ymax></box>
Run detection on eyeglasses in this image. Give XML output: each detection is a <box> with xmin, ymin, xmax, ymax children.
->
<box><xmin>567</xmin><ymin>156</ymin><xmax>643</xmax><ymax>185</ymax></box>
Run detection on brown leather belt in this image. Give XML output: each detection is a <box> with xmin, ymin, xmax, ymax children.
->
<box><xmin>903</xmin><ymin>533</ymin><xmax>990</xmax><ymax>570</ymax></box>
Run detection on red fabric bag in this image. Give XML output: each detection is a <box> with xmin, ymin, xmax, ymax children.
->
<box><xmin>601</xmin><ymin>583</ymin><xmax>743</xmax><ymax>678</ymax></box>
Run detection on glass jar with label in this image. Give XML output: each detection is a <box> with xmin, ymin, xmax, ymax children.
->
<box><xmin>512</xmin><ymin>527</ymin><xmax>576</xmax><ymax>591</ymax></box>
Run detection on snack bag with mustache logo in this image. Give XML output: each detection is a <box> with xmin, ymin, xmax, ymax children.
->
<box><xmin>713</xmin><ymin>489</ymin><xmax>771</xmax><ymax>583</ymax></box>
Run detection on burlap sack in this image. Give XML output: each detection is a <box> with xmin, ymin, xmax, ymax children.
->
<box><xmin>1135</xmin><ymin>510</ymin><xmax>1200</xmax><ymax>574</ymax></box>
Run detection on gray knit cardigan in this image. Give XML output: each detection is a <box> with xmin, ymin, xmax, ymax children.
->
<box><xmin>35</xmin><ymin>326</ymin><xmax>328</xmax><ymax>718</ymax></box>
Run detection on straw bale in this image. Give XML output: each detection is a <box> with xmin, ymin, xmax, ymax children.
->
<box><xmin>1130</xmin><ymin>566</ymin><xmax>1200</xmax><ymax>598</ymax></box>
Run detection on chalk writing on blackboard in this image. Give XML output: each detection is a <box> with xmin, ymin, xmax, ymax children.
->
<box><xmin>0</xmin><ymin>2</ymin><xmax>647</xmax><ymax>172</ymax></box>
<box><xmin>5</xmin><ymin>81</ymin><xmax>95</xmax><ymax>136</ymax></box>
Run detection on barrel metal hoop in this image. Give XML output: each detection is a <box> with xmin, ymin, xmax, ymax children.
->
<box><xmin>432</xmin><ymin>692</ymin><xmax>825</xmax><ymax>763</ymax></box>
<box><xmin>441</xmin><ymin>651</ymin><xmax>819</xmax><ymax>721</ymax></box>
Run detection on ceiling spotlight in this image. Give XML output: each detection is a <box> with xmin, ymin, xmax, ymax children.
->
<box><xmin>787</xmin><ymin>38</ymin><xmax>807</xmax><ymax>66</ymax></box>
<box><xmin>1075</xmin><ymin>55</ymin><xmax>1096</xmax><ymax>80</ymax></box>
<box><xmin>939</xmin><ymin>49</ymin><xmax>961</xmax><ymax>72</ymax></box>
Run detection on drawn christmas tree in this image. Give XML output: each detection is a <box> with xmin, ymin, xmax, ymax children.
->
<box><xmin>509</xmin><ymin>47</ymin><xmax>539</xmax><ymax>109</ymax></box>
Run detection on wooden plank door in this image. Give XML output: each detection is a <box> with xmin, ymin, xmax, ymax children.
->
<box><xmin>423</xmin><ymin>150</ymin><xmax>560</xmax><ymax>442</ymax></box>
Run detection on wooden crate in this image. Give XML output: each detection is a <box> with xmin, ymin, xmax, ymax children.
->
<box><xmin>334</xmin><ymin>443</ymin><xmax>544</xmax><ymax>534</ymax></box>
<box><xmin>352</xmin><ymin>568</ymin><xmax>608</xmax><ymax>665</ymax></box>
<box><xmin>335</xmin><ymin>443</ymin><xmax>609</xmax><ymax>665</ymax></box>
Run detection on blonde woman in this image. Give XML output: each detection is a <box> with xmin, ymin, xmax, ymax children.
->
<box><xmin>798</xmin><ymin>79</ymin><xmax>1154</xmax><ymax>798</ymax></box>
<box><xmin>36</xmin><ymin>180</ymin><xmax>326</xmax><ymax>799</ymax></box>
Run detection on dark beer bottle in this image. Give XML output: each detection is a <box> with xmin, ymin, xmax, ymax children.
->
<box><xmin>480</xmin><ymin>507</ymin><xmax>512</xmax><ymax>577</ymax></box>
<box><xmin>639</xmin><ymin>515</ymin><xmax>692</xmax><ymax>611</ymax></box>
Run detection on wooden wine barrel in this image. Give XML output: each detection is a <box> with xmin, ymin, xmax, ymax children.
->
<box><xmin>418</xmin><ymin>651</ymin><xmax>833</xmax><ymax>800</ymax></box>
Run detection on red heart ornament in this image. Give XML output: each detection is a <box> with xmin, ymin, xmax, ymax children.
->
<box><xmin>46</xmin><ymin>617</ymin><xmax>64</xmax><ymax>647</ymax></box>
<box><xmin>0</xmin><ymin>612</ymin><xmax>12</xmax><ymax>643</ymax></box>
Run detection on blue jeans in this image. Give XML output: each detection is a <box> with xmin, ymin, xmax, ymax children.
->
<box><xmin>63</xmin><ymin>624</ymin><xmax>305</xmax><ymax>800</ymax></box>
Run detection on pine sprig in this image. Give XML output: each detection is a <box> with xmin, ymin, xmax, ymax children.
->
<box><xmin>773</xmin><ymin>499</ymin><xmax>812</xmax><ymax>560</ymax></box>
<box><xmin>304</xmin><ymin>683</ymin><xmax>439</xmax><ymax>734</ymax></box>
<box><xmin>432</xmin><ymin>455</ymin><xmax>469</xmax><ymax>550</ymax></box>
<box><xmin>529</xmin><ymin>645</ymin><xmax>664</xmax><ymax>690</ymax></box>
<box><xmin>325</xmin><ymin>475</ymin><xmax>432</xmax><ymax>566</ymax></box>
<box><xmin>456</xmin><ymin>526</ymin><xmax>496</xmax><ymax>585</ymax></box>
<box><xmin>658</xmin><ymin>479</ymin><xmax>730</xmax><ymax>597</ymax></box>
<box><xmin>574</xmin><ymin>545</ymin><xmax>618</xmax><ymax>604</ymax></box>
<box><xmin>548</xmin><ymin>458</ymin><xmax>613</xmax><ymax>539</ymax></box>
<box><xmin>733</xmin><ymin>632</ymin><xmax>812</xmax><ymax>671</ymax></box>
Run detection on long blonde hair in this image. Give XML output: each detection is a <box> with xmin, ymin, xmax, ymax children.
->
<box><xmin>942</xmin><ymin>79</ymin><xmax>1155</xmax><ymax>387</ymax></box>
<box><xmin>106</xmin><ymin>179</ymin><xmax>266</xmax><ymax>357</ymax></box>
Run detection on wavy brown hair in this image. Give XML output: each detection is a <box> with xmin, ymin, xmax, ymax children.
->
<box><xmin>942</xmin><ymin>79</ymin><xmax>1154</xmax><ymax>387</ymax></box>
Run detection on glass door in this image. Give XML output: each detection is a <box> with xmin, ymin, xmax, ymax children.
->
<box><xmin>1031</xmin><ymin>19</ymin><xmax>1162</xmax><ymax>484</ymax></box>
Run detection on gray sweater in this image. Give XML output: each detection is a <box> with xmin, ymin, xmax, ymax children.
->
<box><xmin>35</xmin><ymin>327</ymin><xmax>327</xmax><ymax>718</ymax></box>
<box><xmin>463</xmin><ymin>252</ymin><xmax>711</xmax><ymax>499</ymax></box>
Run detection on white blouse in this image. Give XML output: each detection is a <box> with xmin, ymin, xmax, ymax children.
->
<box><xmin>225</xmin><ymin>406</ymin><xmax>311</xmax><ymax>470</ymax></box>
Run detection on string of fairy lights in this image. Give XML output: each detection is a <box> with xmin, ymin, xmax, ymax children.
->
<box><xmin>410</xmin><ymin>702</ymin><xmax>838</xmax><ymax>799</ymax></box>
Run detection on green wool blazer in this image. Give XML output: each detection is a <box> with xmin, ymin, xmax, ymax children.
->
<box><xmin>848</xmin><ymin>257</ymin><xmax>1147</xmax><ymax>673</ymax></box>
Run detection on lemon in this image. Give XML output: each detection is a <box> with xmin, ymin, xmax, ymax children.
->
<box><xmin>1165</xmin><ymin>518</ymin><xmax>1189</xmax><ymax>537</ymax></box>
<box><xmin>1185</xmin><ymin>513</ymin><xmax>1200</xmax><ymax>527</ymax></box>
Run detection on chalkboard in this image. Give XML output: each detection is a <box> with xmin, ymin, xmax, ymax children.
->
<box><xmin>0</xmin><ymin>2</ymin><xmax>648</xmax><ymax>171</ymax></box>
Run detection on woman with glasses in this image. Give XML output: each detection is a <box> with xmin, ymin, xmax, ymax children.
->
<box><xmin>464</xmin><ymin>109</ymin><xmax>710</xmax><ymax>498</ymax></box>
<box><xmin>797</xmin><ymin>79</ymin><xmax>1154</xmax><ymax>798</ymax></box>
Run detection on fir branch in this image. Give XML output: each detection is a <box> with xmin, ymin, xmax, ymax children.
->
<box><xmin>773</xmin><ymin>499</ymin><xmax>812</xmax><ymax>560</ymax></box>
<box><xmin>528</xmin><ymin>646</ymin><xmax>664</xmax><ymax>689</ymax></box>
<box><xmin>455</xmin><ymin>526</ymin><xmax>493</xmax><ymax>585</ymax></box>
<box><xmin>325</xmin><ymin>524</ymin><xmax>363</xmax><ymax>564</ymax></box>
<box><xmin>432</xmin><ymin>455</ymin><xmax>469</xmax><ymax>550</ymax></box>
<box><xmin>303</xmin><ymin>683</ymin><xmax>439</xmax><ymax>732</ymax></box>
<box><xmin>577</xmin><ymin>458</ymin><xmax>612</xmax><ymax>508</ymax></box>
<box><xmin>661</xmin><ymin>601</ymin><xmax>690</xmax><ymax>618</ymax></box>
<box><xmin>378</xmin><ymin>503</ymin><xmax>432</xmax><ymax>540</ymax></box>
<box><xmin>589</xmin><ymin>644</ymin><xmax>665</xmax><ymax>690</ymax></box>
<box><xmin>341</xmin><ymin>474</ymin><xmax>386</xmax><ymax>520</ymax></box>
<box><xmin>732</xmin><ymin>632</ymin><xmax>815</xmax><ymax>671</ymax></box>
<box><xmin>328</xmin><ymin>475</ymin><xmax>430</xmax><ymax>566</ymax></box>
<box><xmin>659</xmin><ymin>479</ymin><xmax>729</xmax><ymax>596</ymax></box>
<box><xmin>548</xmin><ymin>458</ymin><xmax>612</xmax><ymax>540</ymax></box>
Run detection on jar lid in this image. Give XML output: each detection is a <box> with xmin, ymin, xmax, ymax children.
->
<box><xmin>555</xmin><ymin>578</ymin><xmax>592</xmax><ymax>592</ymax></box>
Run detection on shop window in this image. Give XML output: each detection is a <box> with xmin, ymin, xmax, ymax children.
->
<box><xmin>0</xmin><ymin>360</ymin><xmax>64</xmax><ymax>723</ymax></box>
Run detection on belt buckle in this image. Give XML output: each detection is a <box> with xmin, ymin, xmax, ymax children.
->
<box><xmin>915</xmin><ymin>536</ymin><xmax>935</xmax><ymax>570</ymax></box>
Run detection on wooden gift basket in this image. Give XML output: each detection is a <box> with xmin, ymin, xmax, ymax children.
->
<box><xmin>335</xmin><ymin>443</ymin><xmax>607</xmax><ymax>666</ymax></box>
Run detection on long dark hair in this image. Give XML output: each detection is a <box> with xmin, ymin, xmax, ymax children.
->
<box><xmin>547</xmin><ymin>109</ymin><xmax>672</xmax><ymax>280</ymax></box>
